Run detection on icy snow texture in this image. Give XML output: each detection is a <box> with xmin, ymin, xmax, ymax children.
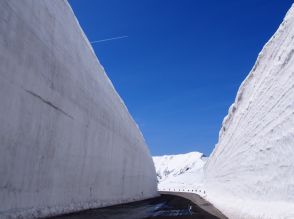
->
<box><xmin>153</xmin><ymin>152</ymin><xmax>207</xmax><ymax>190</ymax></box>
<box><xmin>0</xmin><ymin>0</ymin><xmax>157</xmax><ymax>218</ymax></box>
<box><xmin>204</xmin><ymin>4</ymin><xmax>294</xmax><ymax>219</ymax></box>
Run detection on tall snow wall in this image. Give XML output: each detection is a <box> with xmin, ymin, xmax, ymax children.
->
<box><xmin>204</xmin><ymin>4</ymin><xmax>294</xmax><ymax>219</ymax></box>
<box><xmin>0</xmin><ymin>1</ymin><xmax>157</xmax><ymax>218</ymax></box>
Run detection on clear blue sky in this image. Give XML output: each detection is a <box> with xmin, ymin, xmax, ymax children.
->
<box><xmin>68</xmin><ymin>0</ymin><xmax>293</xmax><ymax>156</ymax></box>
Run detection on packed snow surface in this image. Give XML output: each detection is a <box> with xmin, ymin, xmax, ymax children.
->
<box><xmin>153</xmin><ymin>152</ymin><xmax>207</xmax><ymax>191</ymax></box>
<box><xmin>204</xmin><ymin>4</ymin><xmax>294</xmax><ymax>219</ymax></box>
<box><xmin>0</xmin><ymin>0</ymin><xmax>157</xmax><ymax>218</ymax></box>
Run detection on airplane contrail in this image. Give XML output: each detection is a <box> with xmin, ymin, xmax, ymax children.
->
<box><xmin>90</xmin><ymin>35</ymin><xmax>128</xmax><ymax>44</ymax></box>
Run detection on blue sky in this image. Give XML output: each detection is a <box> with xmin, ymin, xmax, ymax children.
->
<box><xmin>69</xmin><ymin>0</ymin><xmax>293</xmax><ymax>156</ymax></box>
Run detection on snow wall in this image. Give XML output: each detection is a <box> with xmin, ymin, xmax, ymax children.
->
<box><xmin>0</xmin><ymin>1</ymin><xmax>157</xmax><ymax>218</ymax></box>
<box><xmin>204</xmin><ymin>4</ymin><xmax>294</xmax><ymax>219</ymax></box>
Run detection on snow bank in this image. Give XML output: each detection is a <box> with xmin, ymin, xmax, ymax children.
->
<box><xmin>0</xmin><ymin>1</ymin><xmax>157</xmax><ymax>218</ymax></box>
<box><xmin>204</xmin><ymin>4</ymin><xmax>294</xmax><ymax>219</ymax></box>
<box><xmin>153</xmin><ymin>152</ymin><xmax>207</xmax><ymax>191</ymax></box>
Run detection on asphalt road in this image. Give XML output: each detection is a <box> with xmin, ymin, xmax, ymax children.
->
<box><xmin>48</xmin><ymin>193</ymin><xmax>227</xmax><ymax>219</ymax></box>
<box><xmin>160</xmin><ymin>192</ymin><xmax>227</xmax><ymax>219</ymax></box>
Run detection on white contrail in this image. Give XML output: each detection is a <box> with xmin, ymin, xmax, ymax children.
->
<box><xmin>90</xmin><ymin>35</ymin><xmax>128</xmax><ymax>44</ymax></box>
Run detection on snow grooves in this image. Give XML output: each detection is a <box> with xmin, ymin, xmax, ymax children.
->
<box><xmin>204</xmin><ymin>4</ymin><xmax>294</xmax><ymax>219</ymax></box>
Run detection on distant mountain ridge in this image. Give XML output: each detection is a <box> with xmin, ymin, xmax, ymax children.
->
<box><xmin>153</xmin><ymin>152</ymin><xmax>207</xmax><ymax>190</ymax></box>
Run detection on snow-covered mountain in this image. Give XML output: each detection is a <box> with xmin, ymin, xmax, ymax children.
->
<box><xmin>153</xmin><ymin>152</ymin><xmax>207</xmax><ymax>190</ymax></box>
<box><xmin>204</xmin><ymin>4</ymin><xmax>294</xmax><ymax>219</ymax></box>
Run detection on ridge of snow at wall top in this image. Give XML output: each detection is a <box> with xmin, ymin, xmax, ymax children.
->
<box><xmin>204</xmin><ymin>3</ymin><xmax>294</xmax><ymax>219</ymax></box>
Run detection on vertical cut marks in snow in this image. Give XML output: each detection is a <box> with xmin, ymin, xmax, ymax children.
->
<box><xmin>0</xmin><ymin>1</ymin><xmax>157</xmax><ymax>218</ymax></box>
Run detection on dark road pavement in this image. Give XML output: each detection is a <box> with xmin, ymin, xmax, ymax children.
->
<box><xmin>49</xmin><ymin>193</ymin><xmax>227</xmax><ymax>219</ymax></box>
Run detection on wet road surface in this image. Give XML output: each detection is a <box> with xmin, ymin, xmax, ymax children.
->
<box><xmin>49</xmin><ymin>194</ymin><xmax>224</xmax><ymax>219</ymax></box>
